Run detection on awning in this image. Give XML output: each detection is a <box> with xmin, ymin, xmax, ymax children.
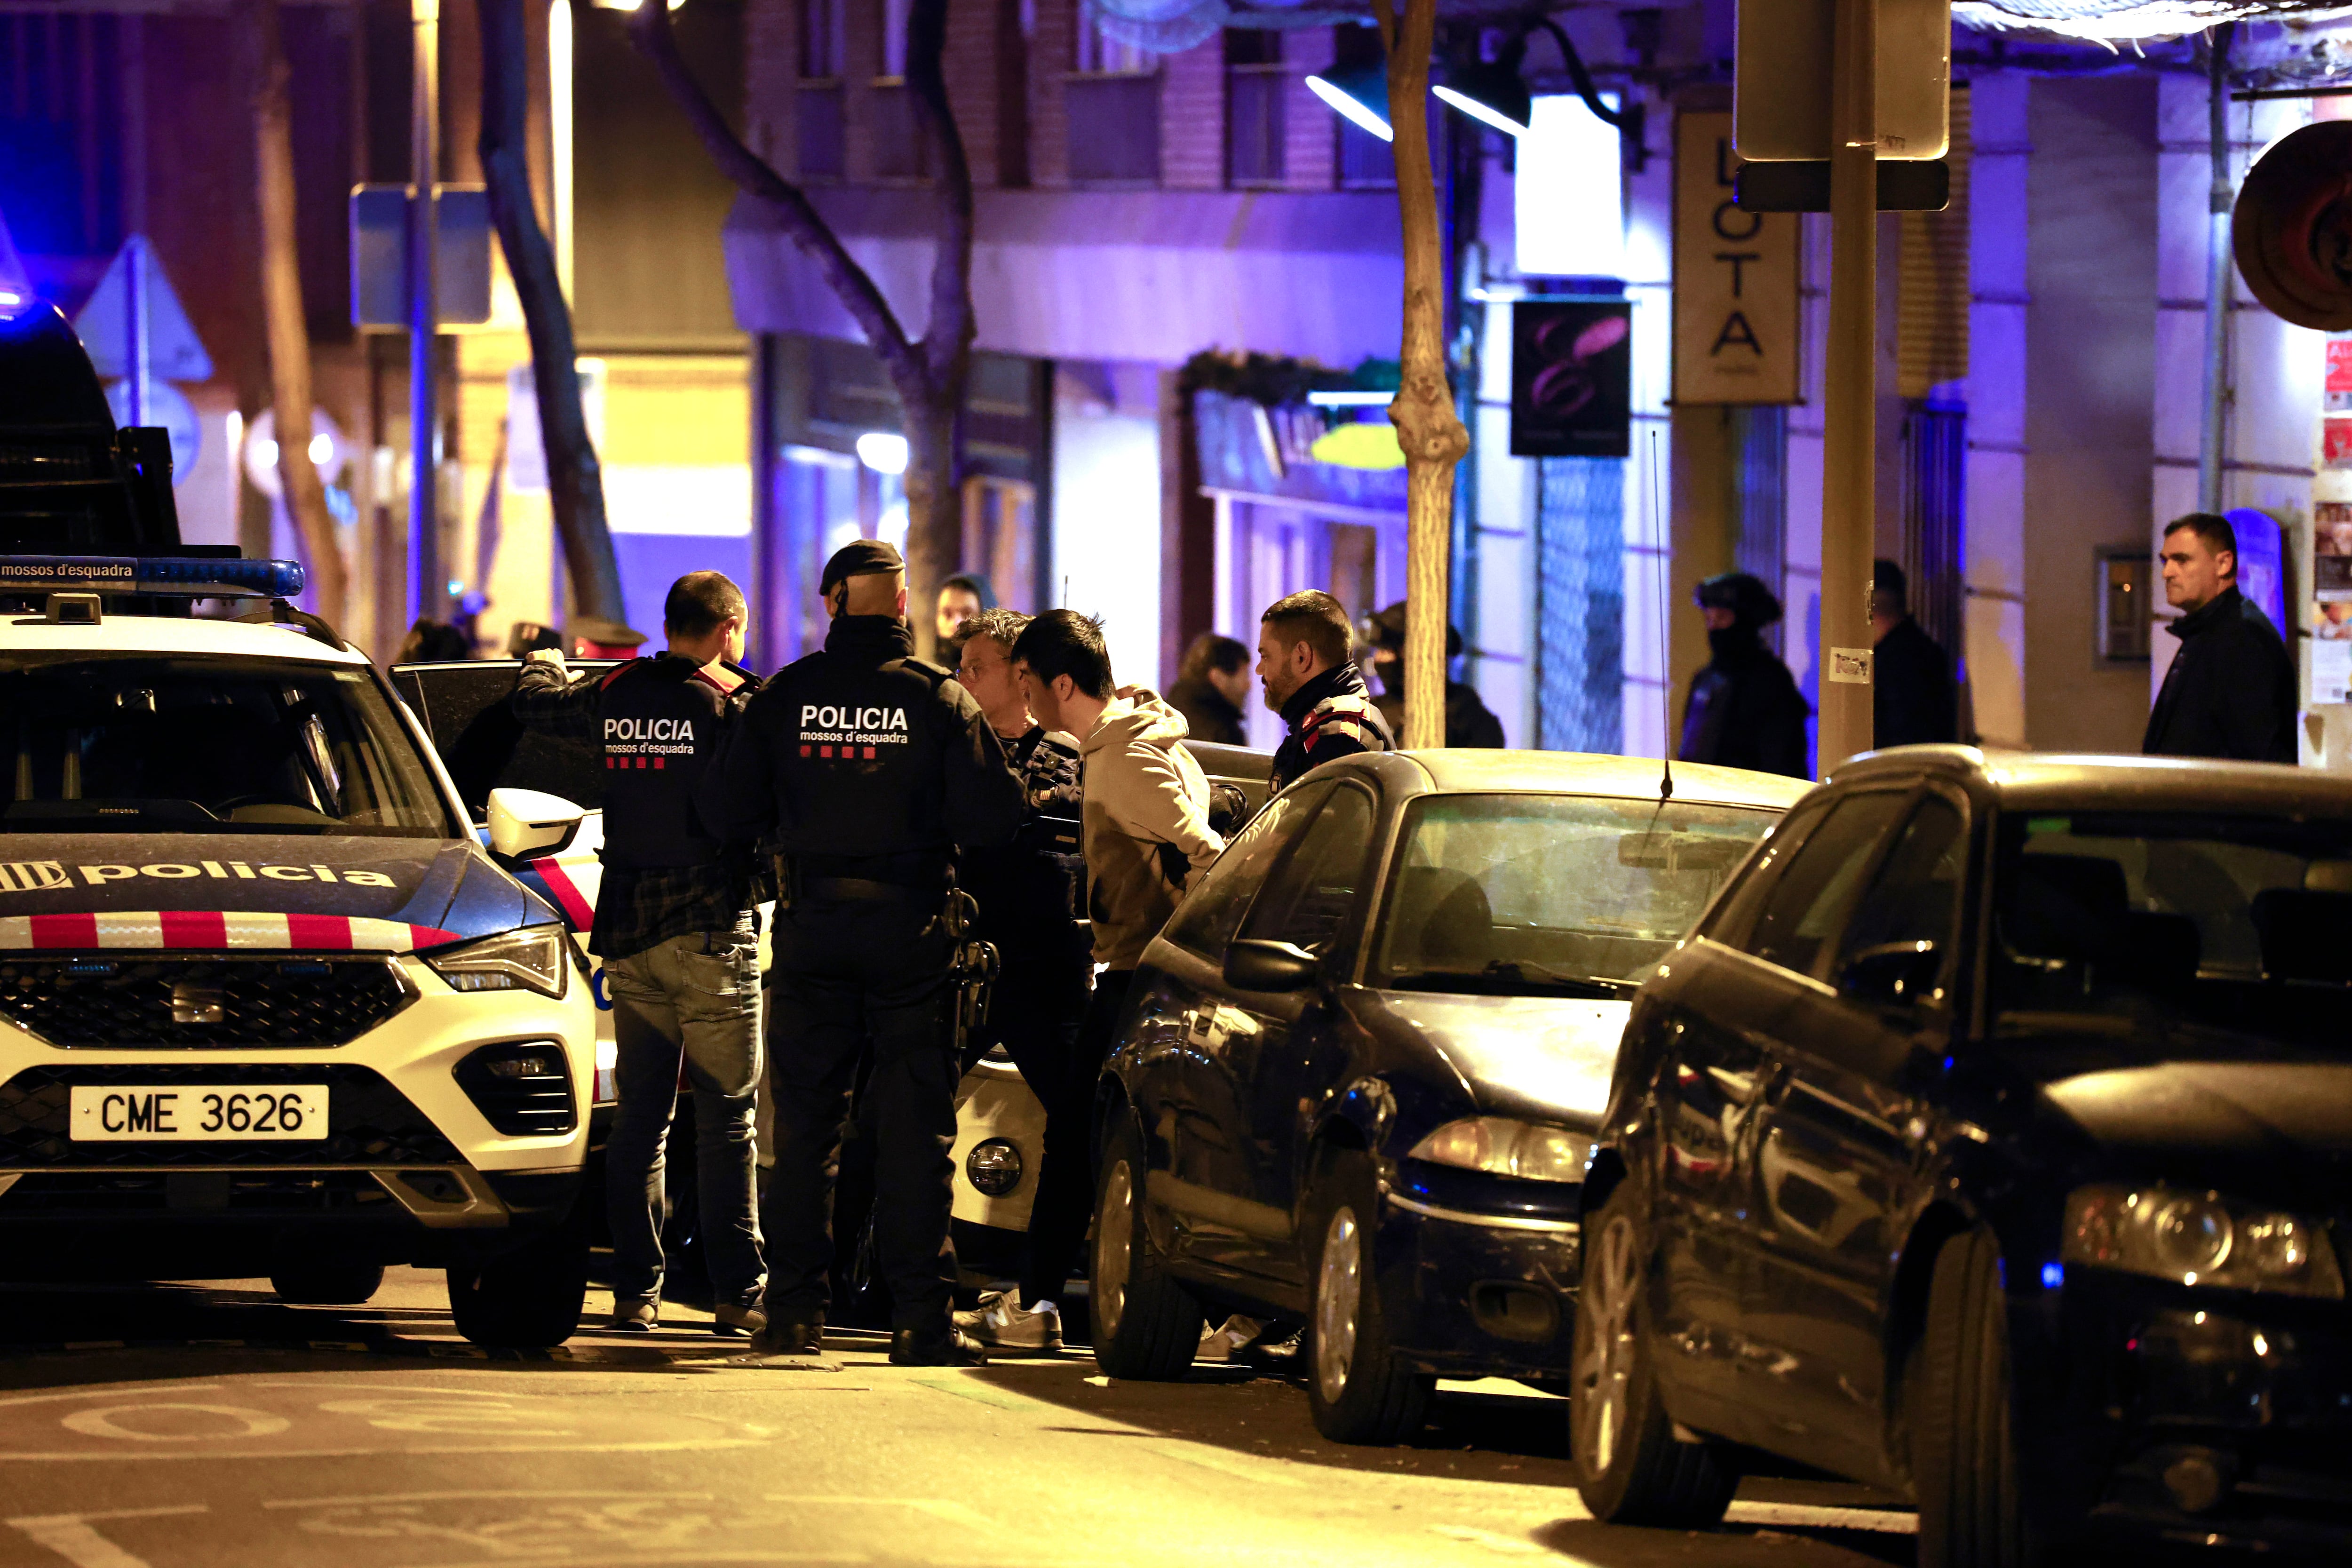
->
<box><xmin>723</xmin><ymin>186</ymin><xmax>1405</xmax><ymax>369</ymax></box>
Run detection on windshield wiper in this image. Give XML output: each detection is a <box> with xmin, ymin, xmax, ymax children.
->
<box><xmin>1483</xmin><ymin>959</ymin><xmax>1634</xmax><ymax>997</ymax></box>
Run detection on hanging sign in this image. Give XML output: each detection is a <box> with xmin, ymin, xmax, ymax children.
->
<box><xmin>1510</xmin><ymin>300</ymin><xmax>1633</xmax><ymax>459</ymax></box>
<box><xmin>1674</xmin><ymin>111</ymin><xmax>1801</xmax><ymax>406</ymax></box>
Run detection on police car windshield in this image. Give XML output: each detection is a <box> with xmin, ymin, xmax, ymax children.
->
<box><xmin>1375</xmin><ymin>793</ymin><xmax>1779</xmax><ymax>994</ymax></box>
<box><xmin>0</xmin><ymin>652</ymin><xmax>460</xmax><ymax>837</ymax></box>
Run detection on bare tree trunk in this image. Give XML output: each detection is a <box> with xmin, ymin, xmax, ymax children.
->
<box><xmin>1375</xmin><ymin>0</ymin><xmax>1470</xmax><ymax>751</ymax></box>
<box><xmin>246</xmin><ymin>0</ymin><xmax>347</xmax><ymax>627</ymax></box>
<box><xmin>478</xmin><ymin>0</ymin><xmax>625</xmax><ymax>622</ymax></box>
<box><xmin>634</xmin><ymin>0</ymin><xmax>974</xmax><ymax>655</ymax></box>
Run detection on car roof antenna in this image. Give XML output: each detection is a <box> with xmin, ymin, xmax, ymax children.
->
<box><xmin>1650</xmin><ymin>428</ymin><xmax>1673</xmax><ymax>803</ymax></box>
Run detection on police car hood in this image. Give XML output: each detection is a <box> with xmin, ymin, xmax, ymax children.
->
<box><xmin>0</xmin><ymin>833</ymin><xmax>542</xmax><ymax>952</ymax></box>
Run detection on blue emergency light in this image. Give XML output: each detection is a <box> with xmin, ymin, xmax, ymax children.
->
<box><xmin>0</xmin><ymin>555</ymin><xmax>306</xmax><ymax>598</ymax></box>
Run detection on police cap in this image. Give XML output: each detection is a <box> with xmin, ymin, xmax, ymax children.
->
<box><xmin>820</xmin><ymin>538</ymin><xmax>905</xmax><ymax>597</ymax></box>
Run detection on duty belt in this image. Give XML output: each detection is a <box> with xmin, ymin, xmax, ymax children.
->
<box><xmin>800</xmin><ymin>876</ymin><xmax>927</xmax><ymax>903</ymax></box>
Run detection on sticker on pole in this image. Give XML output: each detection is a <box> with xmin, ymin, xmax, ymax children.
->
<box><xmin>1828</xmin><ymin>647</ymin><xmax>1873</xmax><ymax>685</ymax></box>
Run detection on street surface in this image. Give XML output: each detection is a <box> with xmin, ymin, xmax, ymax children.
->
<box><xmin>0</xmin><ymin>1270</ymin><xmax>1917</xmax><ymax>1568</ymax></box>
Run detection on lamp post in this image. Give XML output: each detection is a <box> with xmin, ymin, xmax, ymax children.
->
<box><xmin>409</xmin><ymin>0</ymin><xmax>441</xmax><ymax>627</ymax></box>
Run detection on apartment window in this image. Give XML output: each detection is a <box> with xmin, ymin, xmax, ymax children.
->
<box><xmin>1332</xmin><ymin>23</ymin><xmax>1393</xmax><ymax>189</ymax></box>
<box><xmin>795</xmin><ymin>0</ymin><xmax>845</xmax><ymax>179</ymax></box>
<box><xmin>1225</xmin><ymin>30</ymin><xmax>1285</xmax><ymax>187</ymax></box>
<box><xmin>1066</xmin><ymin>12</ymin><xmax>1159</xmax><ymax>183</ymax></box>
<box><xmin>870</xmin><ymin>0</ymin><xmax>926</xmax><ymax>180</ymax></box>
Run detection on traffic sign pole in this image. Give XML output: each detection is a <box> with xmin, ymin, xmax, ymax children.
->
<box><xmin>409</xmin><ymin>0</ymin><xmax>442</xmax><ymax>628</ymax></box>
<box><xmin>1818</xmin><ymin>0</ymin><xmax>1878</xmax><ymax>773</ymax></box>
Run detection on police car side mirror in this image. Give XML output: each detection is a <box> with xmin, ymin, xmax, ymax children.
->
<box><xmin>487</xmin><ymin>788</ymin><xmax>585</xmax><ymax>863</ymax></box>
<box><xmin>1224</xmin><ymin>939</ymin><xmax>1320</xmax><ymax>994</ymax></box>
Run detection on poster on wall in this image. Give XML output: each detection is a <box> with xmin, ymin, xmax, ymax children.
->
<box><xmin>2316</xmin><ymin>502</ymin><xmax>2352</xmax><ymax>703</ymax></box>
<box><xmin>1510</xmin><ymin>300</ymin><xmax>1634</xmax><ymax>459</ymax></box>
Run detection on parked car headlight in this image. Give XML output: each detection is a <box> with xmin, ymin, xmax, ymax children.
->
<box><xmin>1409</xmin><ymin>1117</ymin><xmax>1593</xmax><ymax>1183</ymax></box>
<box><xmin>2063</xmin><ymin>1184</ymin><xmax>2344</xmax><ymax>1298</ymax></box>
<box><xmin>425</xmin><ymin>924</ymin><xmax>569</xmax><ymax>999</ymax></box>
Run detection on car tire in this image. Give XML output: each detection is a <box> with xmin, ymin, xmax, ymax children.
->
<box><xmin>447</xmin><ymin>1208</ymin><xmax>589</xmax><ymax>1350</ymax></box>
<box><xmin>270</xmin><ymin>1262</ymin><xmax>385</xmax><ymax>1306</ymax></box>
<box><xmin>1304</xmin><ymin>1149</ymin><xmax>1432</xmax><ymax>1445</ymax></box>
<box><xmin>1572</xmin><ymin>1179</ymin><xmax>1739</xmax><ymax>1527</ymax></box>
<box><xmin>1090</xmin><ymin>1114</ymin><xmax>1202</xmax><ymax>1379</ymax></box>
<box><xmin>1915</xmin><ymin>1227</ymin><xmax>2045</xmax><ymax>1568</ymax></box>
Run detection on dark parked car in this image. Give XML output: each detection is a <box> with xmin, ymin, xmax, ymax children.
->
<box><xmin>1576</xmin><ymin>746</ymin><xmax>2352</xmax><ymax>1562</ymax></box>
<box><xmin>1088</xmin><ymin>749</ymin><xmax>1804</xmax><ymax>1442</ymax></box>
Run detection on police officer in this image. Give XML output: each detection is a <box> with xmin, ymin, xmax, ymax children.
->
<box><xmin>700</xmin><ymin>540</ymin><xmax>1024</xmax><ymax>1365</ymax></box>
<box><xmin>511</xmin><ymin>571</ymin><xmax>766</xmax><ymax>1335</ymax></box>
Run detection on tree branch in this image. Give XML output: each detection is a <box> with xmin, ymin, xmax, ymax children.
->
<box><xmin>903</xmin><ymin>0</ymin><xmax>976</xmax><ymax>395</ymax></box>
<box><xmin>630</xmin><ymin>0</ymin><xmax>917</xmax><ymax>375</ymax></box>
<box><xmin>1372</xmin><ymin>0</ymin><xmax>1398</xmax><ymax>60</ymax></box>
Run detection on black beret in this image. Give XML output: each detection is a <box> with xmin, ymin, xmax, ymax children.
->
<box><xmin>820</xmin><ymin>538</ymin><xmax>906</xmax><ymax>596</ymax></box>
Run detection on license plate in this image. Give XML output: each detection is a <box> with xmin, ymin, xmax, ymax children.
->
<box><xmin>69</xmin><ymin>1085</ymin><xmax>329</xmax><ymax>1141</ymax></box>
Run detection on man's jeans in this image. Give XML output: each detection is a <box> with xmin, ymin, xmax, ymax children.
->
<box><xmin>604</xmin><ymin>918</ymin><xmax>764</xmax><ymax>1311</ymax></box>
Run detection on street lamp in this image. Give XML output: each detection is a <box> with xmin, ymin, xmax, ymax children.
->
<box><xmin>1304</xmin><ymin>64</ymin><xmax>1394</xmax><ymax>142</ymax></box>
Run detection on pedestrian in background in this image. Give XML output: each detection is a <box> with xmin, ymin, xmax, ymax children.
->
<box><xmin>934</xmin><ymin>572</ymin><xmax>993</xmax><ymax>649</ymax></box>
<box><xmin>1869</xmin><ymin>559</ymin><xmax>1960</xmax><ymax>748</ymax></box>
<box><xmin>1678</xmin><ymin>572</ymin><xmax>1811</xmax><ymax>780</ymax></box>
<box><xmin>943</xmin><ymin>609</ymin><xmax>1092</xmax><ymax>1353</ymax></box>
<box><xmin>700</xmin><ymin>540</ymin><xmax>1025</xmax><ymax>1365</ymax></box>
<box><xmin>1009</xmin><ymin>609</ymin><xmax>1223</xmax><ymax>1315</ymax></box>
<box><xmin>2145</xmin><ymin>512</ymin><xmax>2298</xmax><ymax>763</ymax></box>
<box><xmin>1167</xmin><ymin>631</ymin><xmax>1251</xmax><ymax>746</ymax></box>
<box><xmin>1364</xmin><ymin>600</ymin><xmax>1506</xmax><ymax>750</ymax></box>
<box><xmin>510</xmin><ymin>572</ymin><xmax>766</xmax><ymax>1336</ymax></box>
<box><xmin>1256</xmin><ymin>590</ymin><xmax>1394</xmax><ymax>794</ymax></box>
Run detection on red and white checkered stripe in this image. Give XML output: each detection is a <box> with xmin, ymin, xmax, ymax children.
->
<box><xmin>0</xmin><ymin>912</ymin><xmax>459</xmax><ymax>952</ymax></box>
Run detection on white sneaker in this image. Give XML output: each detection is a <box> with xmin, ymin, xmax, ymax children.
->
<box><xmin>953</xmin><ymin>1290</ymin><xmax>1063</xmax><ymax>1352</ymax></box>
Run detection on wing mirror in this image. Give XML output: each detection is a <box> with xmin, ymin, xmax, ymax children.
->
<box><xmin>1223</xmin><ymin>938</ymin><xmax>1320</xmax><ymax>994</ymax></box>
<box><xmin>486</xmin><ymin>787</ymin><xmax>584</xmax><ymax>862</ymax></box>
<box><xmin>1838</xmin><ymin>940</ymin><xmax>1943</xmax><ymax>1009</ymax></box>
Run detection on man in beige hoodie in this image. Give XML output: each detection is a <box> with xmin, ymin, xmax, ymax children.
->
<box><xmin>1004</xmin><ymin>608</ymin><xmax>1223</xmax><ymax>1321</ymax></box>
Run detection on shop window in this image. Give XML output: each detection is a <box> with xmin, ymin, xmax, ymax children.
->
<box><xmin>962</xmin><ymin>477</ymin><xmax>1039</xmax><ymax>613</ymax></box>
<box><xmin>1226</xmin><ymin>30</ymin><xmax>1286</xmax><ymax>187</ymax></box>
<box><xmin>1068</xmin><ymin>11</ymin><xmax>1159</xmax><ymax>184</ymax></box>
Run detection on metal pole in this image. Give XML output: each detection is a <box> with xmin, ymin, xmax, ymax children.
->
<box><xmin>1818</xmin><ymin>0</ymin><xmax>1878</xmax><ymax>772</ymax></box>
<box><xmin>409</xmin><ymin>0</ymin><xmax>441</xmax><ymax>626</ymax></box>
<box><xmin>2199</xmin><ymin>23</ymin><xmax>2235</xmax><ymax>516</ymax></box>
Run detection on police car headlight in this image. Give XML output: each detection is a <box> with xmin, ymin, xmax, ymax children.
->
<box><xmin>966</xmin><ymin>1138</ymin><xmax>1023</xmax><ymax>1197</ymax></box>
<box><xmin>426</xmin><ymin>924</ymin><xmax>569</xmax><ymax>999</ymax></box>
<box><xmin>1408</xmin><ymin>1117</ymin><xmax>1593</xmax><ymax>1184</ymax></box>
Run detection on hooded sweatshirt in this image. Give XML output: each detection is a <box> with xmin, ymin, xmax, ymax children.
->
<box><xmin>1079</xmin><ymin>686</ymin><xmax>1225</xmax><ymax>968</ymax></box>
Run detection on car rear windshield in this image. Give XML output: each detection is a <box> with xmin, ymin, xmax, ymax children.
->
<box><xmin>1374</xmin><ymin>793</ymin><xmax>1780</xmax><ymax>996</ymax></box>
<box><xmin>1995</xmin><ymin>811</ymin><xmax>2352</xmax><ymax>1043</ymax></box>
<box><xmin>0</xmin><ymin>652</ymin><xmax>460</xmax><ymax>837</ymax></box>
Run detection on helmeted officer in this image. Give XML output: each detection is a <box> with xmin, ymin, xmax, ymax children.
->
<box><xmin>510</xmin><ymin>571</ymin><xmax>766</xmax><ymax>1335</ymax></box>
<box><xmin>699</xmin><ymin>540</ymin><xmax>1024</xmax><ymax>1365</ymax></box>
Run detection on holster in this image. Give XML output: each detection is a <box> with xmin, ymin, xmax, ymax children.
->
<box><xmin>941</xmin><ymin>882</ymin><xmax>999</xmax><ymax>1059</ymax></box>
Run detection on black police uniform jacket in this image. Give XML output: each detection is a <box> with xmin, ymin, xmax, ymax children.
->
<box><xmin>1678</xmin><ymin>629</ymin><xmax>1812</xmax><ymax>780</ymax></box>
<box><xmin>960</xmin><ymin>725</ymin><xmax>1087</xmax><ymax>965</ymax></box>
<box><xmin>1271</xmin><ymin>662</ymin><xmax>1395</xmax><ymax>794</ymax></box>
<box><xmin>1871</xmin><ymin>615</ymin><xmax>1959</xmax><ymax>748</ymax></box>
<box><xmin>2143</xmin><ymin>585</ymin><xmax>2298</xmax><ymax>764</ymax></box>
<box><xmin>697</xmin><ymin>614</ymin><xmax>1024</xmax><ymax>881</ymax></box>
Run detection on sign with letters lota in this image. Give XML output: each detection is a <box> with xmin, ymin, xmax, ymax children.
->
<box><xmin>1673</xmin><ymin>111</ymin><xmax>1800</xmax><ymax>406</ymax></box>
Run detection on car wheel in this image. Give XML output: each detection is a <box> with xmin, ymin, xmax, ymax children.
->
<box><xmin>1090</xmin><ymin>1114</ymin><xmax>1202</xmax><ymax>1379</ymax></box>
<box><xmin>1304</xmin><ymin>1150</ymin><xmax>1432</xmax><ymax>1445</ymax></box>
<box><xmin>270</xmin><ymin>1262</ymin><xmax>385</xmax><ymax>1306</ymax></box>
<box><xmin>447</xmin><ymin>1208</ymin><xmax>589</xmax><ymax>1350</ymax></box>
<box><xmin>1915</xmin><ymin>1228</ymin><xmax>2045</xmax><ymax>1568</ymax></box>
<box><xmin>1572</xmin><ymin>1179</ymin><xmax>1739</xmax><ymax>1526</ymax></box>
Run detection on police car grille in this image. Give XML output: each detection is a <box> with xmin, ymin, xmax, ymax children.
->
<box><xmin>0</xmin><ymin>1064</ymin><xmax>460</xmax><ymax>1167</ymax></box>
<box><xmin>0</xmin><ymin>955</ymin><xmax>412</xmax><ymax>1048</ymax></box>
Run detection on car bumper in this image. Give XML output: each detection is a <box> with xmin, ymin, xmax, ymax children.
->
<box><xmin>0</xmin><ymin>956</ymin><xmax>595</xmax><ymax>1272</ymax></box>
<box><xmin>2016</xmin><ymin>1273</ymin><xmax>2352</xmax><ymax>1552</ymax></box>
<box><xmin>1378</xmin><ymin>1184</ymin><xmax>1580</xmax><ymax>1377</ymax></box>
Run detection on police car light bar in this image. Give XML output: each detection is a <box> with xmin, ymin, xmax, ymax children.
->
<box><xmin>0</xmin><ymin>556</ymin><xmax>306</xmax><ymax>599</ymax></box>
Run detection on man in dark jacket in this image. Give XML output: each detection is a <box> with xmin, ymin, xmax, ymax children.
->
<box><xmin>2145</xmin><ymin>512</ymin><xmax>2298</xmax><ymax>763</ymax></box>
<box><xmin>1678</xmin><ymin>572</ymin><xmax>1812</xmax><ymax>779</ymax></box>
<box><xmin>1257</xmin><ymin>590</ymin><xmax>1395</xmax><ymax>793</ymax></box>
<box><xmin>1870</xmin><ymin>559</ymin><xmax>1960</xmax><ymax>748</ymax></box>
<box><xmin>511</xmin><ymin>572</ymin><xmax>764</xmax><ymax>1336</ymax></box>
<box><xmin>699</xmin><ymin>540</ymin><xmax>1025</xmax><ymax>1365</ymax></box>
<box><xmin>1364</xmin><ymin>600</ymin><xmax>1507</xmax><ymax>749</ymax></box>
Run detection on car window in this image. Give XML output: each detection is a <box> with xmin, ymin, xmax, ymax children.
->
<box><xmin>1372</xmin><ymin>793</ymin><xmax>1782</xmax><ymax>994</ymax></box>
<box><xmin>1834</xmin><ymin>795</ymin><xmax>1968</xmax><ymax>979</ymax></box>
<box><xmin>395</xmin><ymin>661</ymin><xmax>612</xmax><ymax>821</ymax></box>
<box><xmin>0</xmin><ymin>652</ymin><xmax>460</xmax><ymax>837</ymax></box>
<box><xmin>1163</xmin><ymin>781</ymin><xmax>1333</xmax><ymax>958</ymax></box>
<box><xmin>1703</xmin><ymin>795</ymin><xmax>1830</xmax><ymax>948</ymax></box>
<box><xmin>1241</xmin><ymin>783</ymin><xmax>1375</xmax><ymax>956</ymax></box>
<box><xmin>1739</xmin><ymin>790</ymin><xmax>1910</xmax><ymax>979</ymax></box>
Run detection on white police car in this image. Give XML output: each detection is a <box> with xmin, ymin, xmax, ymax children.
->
<box><xmin>0</xmin><ymin>556</ymin><xmax>598</xmax><ymax>1348</ymax></box>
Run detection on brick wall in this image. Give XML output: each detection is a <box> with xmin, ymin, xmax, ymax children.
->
<box><xmin>1160</xmin><ymin>38</ymin><xmax>1222</xmax><ymax>190</ymax></box>
<box><xmin>944</xmin><ymin>0</ymin><xmax>1001</xmax><ymax>186</ymax></box>
<box><xmin>1028</xmin><ymin>0</ymin><xmax>1073</xmax><ymax>186</ymax></box>
<box><xmin>1283</xmin><ymin>27</ymin><xmax>1336</xmax><ymax>191</ymax></box>
<box><xmin>745</xmin><ymin>0</ymin><xmax>795</xmax><ymax>174</ymax></box>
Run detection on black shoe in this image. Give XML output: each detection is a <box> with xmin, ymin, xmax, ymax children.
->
<box><xmin>889</xmin><ymin>1326</ymin><xmax>986</xmax><ymax>1367</ymax></box>
<box><xmin>749</xmin><ymin>1319</ymin><xmax>823</xmax><ymax>1357</ymax></box>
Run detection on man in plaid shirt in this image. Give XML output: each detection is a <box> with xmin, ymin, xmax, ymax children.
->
<box><xmin>512</xmin><ymin>572</ymin><xmax>766</xmax><ymax>1336</ymax></box>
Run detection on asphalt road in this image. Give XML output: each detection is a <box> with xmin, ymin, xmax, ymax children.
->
<box><xmin>0</xmin><ymin>1270</ymin><xmax>1918</xmax><ymax>1568</ymax></box>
